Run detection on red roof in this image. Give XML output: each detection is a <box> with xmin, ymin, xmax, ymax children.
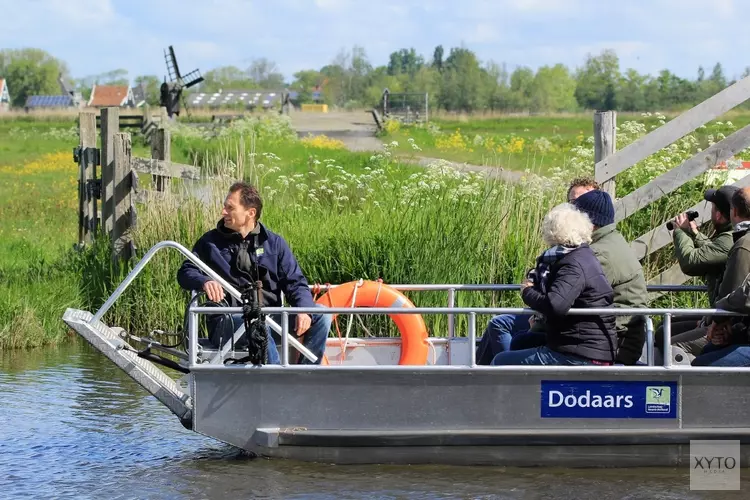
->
<box><xmin>89</xmin><ymin>85</ymin><xmax>131</xmax><ymax>107</ymax></box>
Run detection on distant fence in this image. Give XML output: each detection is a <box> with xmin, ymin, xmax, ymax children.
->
<box><xmin>92</xmin><ymin>104</ymin><xmax>167</xmax><ymax>142</ymax></box>
<box><xmin>75</xmin><ymin>107</ymin><xmax>203</xmax><ymax>261</ymax></box>
<box><xmin>380</xmin><ymin>88</ymin><xmax>428</xmax><ymax>125</ymax></box>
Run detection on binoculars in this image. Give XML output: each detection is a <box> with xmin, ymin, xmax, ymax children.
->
<box><xmin>666</xmin><ymin>210</ymin><xmax>699</xmax><ymax>231</ymax></box>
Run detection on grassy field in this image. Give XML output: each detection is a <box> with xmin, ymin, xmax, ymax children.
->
<box><xmin>384</xmin><ymin>112</ymin><xmax>750</xmax><ymax>176</ymax></box>
<box><xmin>1</xmin><ymin>110</ymin><xmax>740</xmax><ymax>349</ymax></box>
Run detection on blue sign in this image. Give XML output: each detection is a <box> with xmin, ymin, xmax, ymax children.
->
<box><xmin>540</xmin><ymin>380</ymin><xmax>678</xmax><ymax>419</ymax></box>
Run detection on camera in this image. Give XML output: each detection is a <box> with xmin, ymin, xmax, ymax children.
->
<box><xmin>666</xmin><ymin>210</ymin><xmax>699</xmax><ymax>231</ymax></box>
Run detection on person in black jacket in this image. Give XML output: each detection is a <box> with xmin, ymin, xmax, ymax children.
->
<box><xmin>177</xmin><ymin>182</ymin><xmax>331</xmax><ymax>364</ymax></box>
<box><xmin>492</xmin><ymin>203</ymin><xmax>617</xmax><ymax>366</ymax></box>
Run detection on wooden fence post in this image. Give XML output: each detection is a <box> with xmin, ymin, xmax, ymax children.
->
<box><xmin>112</xmin><ymin>133</ymin><xmax>135</xmax><ymax>262</ymax></box>
<box><xmin>594</xmin><ymin>111</ymin><xmax>617</xmax><ymax>198</ymax></box>
<box><xmin>101</xmin><ymin>107</ymin><xmax>119</xmax><ymax>236</ymax></box>
<box><xmin>151</xmin><ymin>127</ymin><xmax>171</xmax><ymax>192</ymax></box>
<box><xmin>78</xmin><ymin>112</ymin><xmax>97</xmax><ymax>245</ymax></box>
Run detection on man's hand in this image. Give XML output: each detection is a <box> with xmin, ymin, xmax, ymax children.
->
<box><xmin>674</xmin><ymin>213</ymin><xmax>690</xmax><ymax>230</ymax></box>
<box><xmin>707</xmin><ymin>321</ymin><xmax>731</xmax><ymax>346</ymax></box>
<box><xmin>520</xmin><ymin>280</ymin><xmax>533</xmax><ymax>293</ymax></box>
<box><xmin>674</xmin><ymin>213</ymin><xmax>699</xmax><ymax>234</ymax></box>
<box><xmin>296</xmin><ymin>313</ymin><xmax>312</xmax><ymax>336</ymax></box>
<box><xmin>528</xmin><ymin>316</ymin><xmax>536</xmax><ymax>328</ymax></box>
<box><xmin>203</xmin><ymin>280</ymin><xmax>225</xmax><ymax>303</ymax></box>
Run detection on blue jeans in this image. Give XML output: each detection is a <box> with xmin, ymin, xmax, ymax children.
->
<box><xmin>476</xmin><ymin>314</ymin><xmax>547</xmax><ymax>365</ymax></box>
<box><xmin>208</xmin><ymin>304</ymin><xmax>332</xmax><ymax>365</ymax></box>
<box><xmin>692</xmin><ymin>344</ymin><xmax>750</xmax><ymax>367</ymax></box>
<box><xmin>491</xmin><ymin>346</ymin><xmax>597</xmax><ymax>366</ymax></box>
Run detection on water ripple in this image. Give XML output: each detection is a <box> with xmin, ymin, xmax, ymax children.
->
<box><xmin>1</xmin><ymin>343</ymin><xmax>748</xmax><ymax>498</ymax></box>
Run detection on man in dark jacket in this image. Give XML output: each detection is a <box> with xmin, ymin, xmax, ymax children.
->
<box><xmin>177</xmin><ymin>182</ymin><xmax>331</xmax><ymax>364</ymax></box>
<box><xmin>573</xmin><ymin>189</ymin><xmax>649</xmax><ymax>364</ymax></box>
<box><xmin>672</xmin><ymin>186</ymin><xmax>750</xmax><ymax>357</ymax></box>
<box><xmin>655</xmin><ymin>186</ymin><xmax>737</xmax><ymax>348</ymax></box>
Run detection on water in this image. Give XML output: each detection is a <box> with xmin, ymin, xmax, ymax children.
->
<box><xmin>1</xmin><ymin>342</ymin><xmax>748</xmax><ymax>499</ymax></box>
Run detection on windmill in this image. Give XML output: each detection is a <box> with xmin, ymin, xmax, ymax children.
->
<box><xmin>160</xmin><ymin>45</ymin><xmax>204</xmax><ymax>118</ymax></box>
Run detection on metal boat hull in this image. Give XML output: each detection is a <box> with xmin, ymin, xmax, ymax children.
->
<box><xmin>63</xmin><ymin>305</ymin><xmax>750</xmax><ymax>467</ymax></box>
<box><xmin>189</xmin><ymin>365</ymin><xmax>750</xmax><ymax>466</ymax></box>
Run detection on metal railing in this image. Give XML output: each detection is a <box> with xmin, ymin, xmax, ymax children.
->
<box><xmin>304</xmin><ymin>282</ymin><xmax>708</xmax><ymax>340</ymax></box>
<box><xmin>91</xmin><ymin>240</ymin><xmax>319</xmax><ymax>364</ymax></box>
<box><xmin>188</xmin><ymin>304</ymin><xmax>743</xmax><ymax>370</ymax></box>
<box><xmin>88</xmin><ymin>240</ymin><xmax>728</xmax><ymax>371</ymax></box>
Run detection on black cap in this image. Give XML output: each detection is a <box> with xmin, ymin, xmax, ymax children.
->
<box><xmin>704</xmin><ymin>185</ymin><xmax>739</xmax><ymax>218</ymax></box>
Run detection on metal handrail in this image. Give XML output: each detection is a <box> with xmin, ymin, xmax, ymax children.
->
<box><xmin>90</xmin><ymin>240</ymin><xmax>318</xmax><ymax>364</ymax></box>
<box><xmin>188</xmin><ymin>304</ymin><xmax>746</xmax><ymax>370</ymax></box>
<box><xmin>88</xmin><ymin>240</ymin><xmax>721</xmax><ymax>370</ymax></box>
<box><xmin>307</xmin><ymin>283</ymin><xmax>708</xmax><ymax>293</ymax></box>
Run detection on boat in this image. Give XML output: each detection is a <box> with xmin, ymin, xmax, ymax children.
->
<box><xmin>62</xmin><ymin>241</ymin><xmax>750</xmax><ymax>467</ymax></box>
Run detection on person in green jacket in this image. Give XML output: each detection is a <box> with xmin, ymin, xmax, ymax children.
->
<box><xmin>655</xmin><ymin>186</ymin><xmax>737</xmax><ymax>350</ymax></box>
<box><xmin>572</xmin><ymin>189</ymin><xmax>650</xmax><ymax>364</ymax></box>
<box><xmin>673</xmin><ymin>186</ymin><xmax>750</xmax><ymax>357</ymax></box>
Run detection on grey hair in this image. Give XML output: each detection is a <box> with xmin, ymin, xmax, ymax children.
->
<box><xmin>542</xmin><ymin>203</ymin><xmax>593</xmax><ymax>247</ymax></box>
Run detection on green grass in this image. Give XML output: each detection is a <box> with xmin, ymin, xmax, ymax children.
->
<box><xmin>0</xmin><ymin>111</ymin><xmax>736</xmax><ymax>349</ymax></box>
<box><xmin>384</xmin><ymin>112</ymin><xmax>750</xmax><ymax>174</ymax></box>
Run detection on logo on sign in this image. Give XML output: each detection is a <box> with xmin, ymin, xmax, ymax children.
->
<box><xmin>540</xmin><ymin>381</ymin><xmax>677</xmax><ymax>418</ymax></box>
<box><xmin>645</xmin><ymin>386</ymin><xmax>670</xmax><ymax>414</ymax></box>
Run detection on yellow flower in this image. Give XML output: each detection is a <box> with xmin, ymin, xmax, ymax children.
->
<box><xmin>435</xmin><ymin>130</ymin><xmax>467</xmax><ymax>151</ymax></box>
<box><xmin>300</xmin><ymin>134</ymin><xmax>346</xmax><ymax>150</ymax></box>
<box><xmin>384</xmin><ymin>119</ymin><xmax>401</xmax><ymax>134</ymax></box>
<box><xmin>0</xmin><ymin>151</ymin><xmax>74</xmax><ymax>176</ymax></box>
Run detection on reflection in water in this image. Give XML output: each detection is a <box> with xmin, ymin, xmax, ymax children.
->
<box><xmin>1</xmin><ymin>342</ymin><xmax>749</xmax><ymax>499</ymax></box>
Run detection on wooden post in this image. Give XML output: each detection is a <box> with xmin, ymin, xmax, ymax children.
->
<box><xmin>100</xmin><ymin>107</ymin><xmax>119</xmax><ymax>236</ymax></box>
<box><xmin>112</xmin><ymin>133</ymin><xmax>134</xmax><ymax>262</ymax></box>
<box><xmin>594</xmin><ymin>111</ymin><xmax>617</xmax><ymax>198</ymax></box>
<box><xmin>78</xmin><ymin>112</ymin><xmax>97</xmax><ymax>244</ymax></box>
<box><xmin>151</xmin><ymin>127</ymin><xmax>171</xmax><ymax>192</ymax></box>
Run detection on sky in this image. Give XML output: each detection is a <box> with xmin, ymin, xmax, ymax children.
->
<box><xmin>1</xmin><ymin>0</ymin><xmax>748</xmax><ymax>83</ymax></box>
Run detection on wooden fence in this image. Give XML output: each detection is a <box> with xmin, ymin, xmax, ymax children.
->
<box><xmin>594</xmin><ymin>75</ymin><xmax>750</xmax><ymax>292</ymax></box>
<box><xmin>76</xmin><ymin>107</ymin><xmax>201</xmax><ymax>261</ymax></box>
<box><xmin>93</xmin><ymin>104</ymin><xmax>167</xmax><ymax>142</ymax></box>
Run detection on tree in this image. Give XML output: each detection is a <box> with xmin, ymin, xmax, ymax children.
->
<box><xmin>439</xmin><ymin>47</ymin><xmax>484</xmax><ymax>112</ymax></box>
<box><xmin>247</xmin><ymin>58</ymin><xmax>285</xmax><ymax>89</ymax></box>
<box><xmin>291</xmin><ymin>69</ymin><xmax>324</xmax><ymax>103</ymax></box>
<box><xmin>529</xmin><ymin>64</ymin><xmax>577</xmax><ymax>112</ymax></box>
<box><xmin>619</xmin><ymin>68</ymin><xmax>648</xmax><ymax>111</ymax></box>
<box><xmin>133</xmin><ymin>75</ymin><xmax>161</xmax><ymax>105</ymax></box>
<box><xmin>508</xmin><ymin>66</ymin><xmax>534</xmax><ymax>110</ymax></box>
<box><xmin>432</xmin><ymin>45</ymin><xmax>444</xmax><ymax>72</ymax></box>
<box><xmin>387</xmin><ymin>48</ymin><xmax>424</xmax><ymax>76</ymax></box>
<box><xmin>710</xmin><ymin>62</ymin><xmax>726</xmax><ymax>88</ymax></box>
<box><xmin>0</xmin><ymin>48</ymin><xmax>68</xmax><ymax>107</ymax></box>
<box><xmin>479</xmin><ymin>61</ymin><xmax>509</xmax><ymax>111</ymax></box>
<box><xmin>200</xmin><ymin>66</ymin><xmax>255</xmax><ymax>92</ymax></box>
<box><xmin>574</xmin><ymin>49</ymin><xmax>621</xmax><ymax>110</ymax></box>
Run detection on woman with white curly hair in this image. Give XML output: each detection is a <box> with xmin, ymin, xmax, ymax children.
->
<box><xmin>491</xmin><ymin>203</ymin><xmax>617</xmax><ymax>366</ymax></box>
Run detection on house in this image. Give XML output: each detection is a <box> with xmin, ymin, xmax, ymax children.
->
<box><xmin>88</xmin><ymin>84</ymin><xmax>135</xmax><ymax>108</ymax></box>
<box><xmin>0</xmin><ymin>79</ymin><xmax>10</xmax><ymax>111</ymax></box>
<box><xmin>131</xmin><ymin>84</ymin><xmax>147</xmax><ymax>107</ymax></box>
<box><xmin>188</xmin><ymin>89</ymin><xmax>285</xmax><ymax>110</ymax></box>
<box><xmin>24</xmin><ymin>95</ymin><xmax>75</xmax><ymax>110</ymax></box>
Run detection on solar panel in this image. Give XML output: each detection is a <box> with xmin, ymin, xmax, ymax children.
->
<box><xmin>25</xmin><ymin>95</ymin><xmax>72</xmax><ymax>107</ymax></box>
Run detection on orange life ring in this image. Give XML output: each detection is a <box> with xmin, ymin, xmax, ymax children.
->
<box><xmin>316</xmin><ymin>280</ymin><xmax>429</xmax><ymax>365</ymax></box>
